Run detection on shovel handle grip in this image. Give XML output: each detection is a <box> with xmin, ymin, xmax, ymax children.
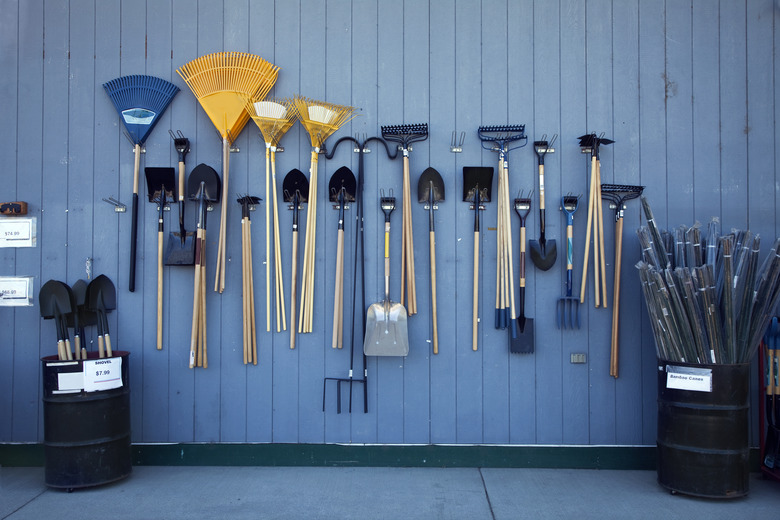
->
<box><xmin>178</xmin><ymin>161</ymin><xmax>186</xmax><ymax>202</ymax></box>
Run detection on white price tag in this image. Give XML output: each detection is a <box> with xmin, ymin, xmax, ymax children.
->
<box><xmin>666</xmin><ymin>365</ymin><xmax>712</xmax><ymax>392</ymax></box>
<box><xmin>0</xmin><ymin>276</ymin><xmax>33</xmax><ymax>306</ymax></box>
<box><xmin>0</xmin><ymin>218</ymin><xmax>35</xmax><ymax>247</ymax></box>
<box><xmin>83</xmin><ymin>357</ymin><xmax>123</xmax><ymax>392</ymax></box>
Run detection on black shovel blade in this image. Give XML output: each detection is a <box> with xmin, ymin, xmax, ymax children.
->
<box><xmin>39</xmin><ymin>280</ymin><xmax>72</xmax><ymax>320</ymax></box>
<box><xmin>283</xmin><ymin>168</ymin><xmax>310</xmax><ymax>203</ymax></box>
<box><xmin>529</xmin><ymin>239</ymin><xmax>557</xmax><ymax>271</ymax></box>
<box><xmin>145</xmin><ymin>167</ymin><xmax>176</xmax><ymax>202</ymax></box>
<box><xmin>188</xmin><ymin>163</ymin><xmax>221</xmax><ymax>203</ymax></box>
<box><xmin>87</xmin><ymin>274</ymin><xmax>116</xmax><ymax>313</ymax></box>
<box><xmin>72</xmin><ymin>279</ymin><xmax>97</xmax><ymax>327</ymax></box>
<box><xmin>328</xmin><ymin>166</ymin><xmax>356</xmax><ymax>203</ymax></box>
<box><xmin>510</xmin><ymin>317</ymin><xmax>534</xmax><ymax>354</ymax></box>
<box><xmin>165</xmin><ymin>232</ymin><xmax>196</xmax><ymax>266</ymax></box>
<box><xmin>462</xmin><ymin>166</ymin><xmax>493</xmax><ymax>203</ymax></box>
<box><xmin>418</xmin><ymin>167</ymin><xmax>445</xmax><ymax>203</ymax></box>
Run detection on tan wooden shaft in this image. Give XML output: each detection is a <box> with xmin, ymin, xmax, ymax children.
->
<box><xmin>265</xmin><ymin>147</ymin><xmax>271</xmax><ymax>332</ymax></box>
<box><xmin>580</xmin><ymin>156</ymin><xmax>597</xmax><ymax>303</ymax></box>
<box><xmin>248</xmin><ymin>220</ymin><xmax>257</xmax><ymax>365</ymax></box>
<box><xmin>105</xmin><ymin>334</ymin><xmax>112</xmax><ymax>357</ymax></box>
<box><xmin>57</xmin><ymin>340</ymin><xmax>66</xmax><ymax>361</ymax></box>
<box><xmin>189</xmin><ymin>229</ymin><xmax>202</xmax><ymax>368</ymax></box>
<box><xmin>65</xmin><ymin>339</ymin><xmax>73</xmax><ymax>361</ymax></box>
<box><xmin>242</xmin><ymin>220</ymin><xmax>248</xmax><ymax>364</ymax></box>
<box><xmin>332</xmin><ymin>229</ymin><xmax>344</xmax><ymax>349</ymax></box>
<box><xmin>178</xmin><ymin>161</ymin><xmax>185</xmax><ymax>202</ymax></box>
<box><xmin>200</xmin><ymin>258</ymin><xmax>207</xmax><ymax>368</ymax></box>
<box><xmin>97</xmin><ymin>335</ymin><xmax>105</xmax><ymax>359</ymax></box>
<box><xmin>271</xmin><ymin>152</ymin><xmax>286</xmax><ymax>332</ymax></box>
<box><xmin>597</xmin><ymin>160</ymin><xmax>608</xmax><ymax>308</ymax></box>
<box><xmin>133</xmin><ymin>144</ymin><xmax>141</xmax><ymax>195</ymax></box>
<box><xmin>74</xmin><ymin>336</ymin><xmax>81</xmax><ymax>360</ymax></box>
<box><xmin>290</xmin><ymin>231</ymin><xmax>298</xmax><ymax>349</ymax></box>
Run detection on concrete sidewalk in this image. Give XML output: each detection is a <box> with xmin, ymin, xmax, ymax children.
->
<box><xmin>2</xmin><ymin>466</ymin><xmax>779</xmax><ymax>519</ymax></box>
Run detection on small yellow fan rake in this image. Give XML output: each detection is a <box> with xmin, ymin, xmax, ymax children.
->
<box><xmin>291</xmin><ymin>95</ymin><xmax>358</xmax><ymax>334</ymax></box>
<box><xmin>246</xmin><ymin>98</ymin><xmax>297</xmax><ymax>333</ymax></box>
<box><xmin>176</xmin><ymin>52</ymin><xmax>279</xmax><ymax>293</ymax></box>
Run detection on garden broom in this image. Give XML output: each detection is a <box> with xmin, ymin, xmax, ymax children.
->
<box><xmin>292</xmin><ymin>95</ymin><xmax>357</xmax><ymax>334</ymax></box>
<box><xmin>176</xmin><ymin>52</ymin><xmax>279</xmax><ymax>293</ymax></box>
<box><xmin>247</xmin><ymin>98</ymin><xmax>297</xmax><ymax>333</ymax></box>
<box><xmin>103</xmin><ymin>75</ymin><xmax>179</xmax><ymax>292</ymax></box>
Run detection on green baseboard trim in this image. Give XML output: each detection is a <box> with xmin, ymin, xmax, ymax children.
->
<box><xmin>1</xmin><ymin>443</ymin><xmax>762</xmax><ymax>470</ymax></box>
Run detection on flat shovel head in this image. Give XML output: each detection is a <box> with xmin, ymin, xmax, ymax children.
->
<box><xmin>165</xmin><ymin>231</ymin><xmax>196</xmax><ymax>266</ymax></box>
<box><xmin>364</xmin><ymin>301</ymin><xmax>409</xmax><ymax>356</ymax></box>
<box><xmin>510</xmin><ymin>317</ymin><xmax>535</xmax><ymax>354</ymax></box>
<box><xmin>145</xmin><ymin>167</ymin><xmax>177</xmax><ymax>202</ymax></box>
<box><xmin>462</xmin><ymin>166</ymin><xmax>493</xmax><ymax>203</ymax></box>
<box><xmin>418</xmin><ymin>167</ymin><xmax>445</xmax><ymax>203</ymax></box>
<box><xmin>529</xmin><ymin>238</ymin><xmax>557</xmax><ymax>271</ymax></box>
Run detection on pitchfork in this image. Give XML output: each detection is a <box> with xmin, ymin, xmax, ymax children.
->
<box><xmin>558</xmin><ymin>194</ymin><xmax>581</xmax><ymax>329</ymax></box>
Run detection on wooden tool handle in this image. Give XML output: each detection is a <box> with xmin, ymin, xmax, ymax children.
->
<box><xmin>104</xmin><ymin>334</ymin><xmax>113</xmax><ymax>358</ymax></box>
<box><xmin>189</xmin><ymin>229</ymin><xmax>202</xmax><ymax>368</ymax></box>
<box><xmin>74</xmin><ymin>335</ymin><xmax>81</xmax><ymax>360</ymax></box>
<box><xmin>473</xmin><ymin>230</ymin><xmax>480</xmax><ymax>351</ymax></box>
<box><xmin>178</xmin><ymin>161</ymin><xmax>186</xmax><ymax>202</ymax></box>
<box><xmin>248</xmin><ymin>219</ymin><xmax>257</xmax><ymax>364</ymax></box>
<box><xmin>430</xmin><ymin>230</ymin><xmax>438</xmax><ymax>355</ymax></box>
<box><xmin>65</xmin><ymin>339</ymin><xmax>73</xmax><ymax>361</ymax></box>
<box><xmin>265</xmin><ymin>148</ymin><xmax>271</xmax><ymax>332</ymax></box>
<box><xmin>97</xmin><ymin>334</ymin><xmax>105</xmax><ymax>359</ymax></box>
<box><xmin>538</xmin><ymin>163</ymin><xmax>545</xmax><ymax>210</ymax></box>
<box><xmin>579</xmin><ymin>156</ymin><xmax>597</xmax><ymax>303</ymax></box>
<box><xmin>242</xmin><ymin>220</ymin><xmax>249</xmax><ymax>364</ymax></box>
<box><xmin>214</xmin><ymin>137</ymin><xmax>229</xmax><ymax>293</ymax></box>
<box><xmin>157</xmin><ymin>228</ymin><xmax>164</xmax><ymax>350</ymax></box>
<box><xmin>57</xmin><ymin>339</ymin><xmax>67</xmax><ymax>361</ymax></box>
<box><xmin>290</xmin><ymin>231</ymin><xmax>298</xmax><ymax>349</ymax></box>
<box><xmin>610</xmin><ymin>218</ymin><xmax>624</xmax><ymax>378</ymax></box>
<box><xmin>271</xmin><ymin>154</ymin><xmax>286</xmax><ymax>332</ymax></box>
<box><xmin>596</xmin><ymin>160</ymin><xmax>607</xmax><ymax>308</ymax></box>
<box><xmin>332</xmin><ymin>229</ymin><xmax>344</xmax><ymax>349</ymax></box>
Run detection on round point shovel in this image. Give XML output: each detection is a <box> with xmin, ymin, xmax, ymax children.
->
<box><xmin>417</xmin><ymin>167</ymin><xmax>444</xmax><ymax>354</ymax></box>
<box><xmin>283</xmin><ymin>168</ymin><xmax>309</xmax><ymax>350</ymax></box>
<box><xmin>329</xmin><ymin>166</ymin><xmax>356</xmax><ymax>350</ymax></box>
<box><xmin>87</xmin><ymin>275</ymin><xmax>116</xmax><ymax>358</ymax></box>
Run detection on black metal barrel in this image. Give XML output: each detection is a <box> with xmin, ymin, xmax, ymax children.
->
<box><xmin>41</xmin><ymin>351</ymin><xmax>131</xmax><ymax>489</ymax></box>
<box><xmin>656</xmin><ymin>361</ymin><xmax>750</xmax><ymax>498</ymax></box>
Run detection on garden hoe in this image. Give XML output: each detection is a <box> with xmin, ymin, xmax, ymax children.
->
<box><xmin>145</xmin><ymin>166</ymin><xmax>176</xmax><ymax>350</ymax></box>
<box><xmin>165</xmin><ymin>130</ymin><xmax>195</xmax><ymax>266</ymax></box>
<box><xmin>188</xmin><ymin>164</ymin><xmax>221</xmax><ymax>368</ymax></box>
<box><xmin>529</xmin><ymin>135</ymin><xmax>558</xmax><ymax>271</ymax></box>
<box><xmin>417</xmin><ymin>167</ymin><xmax>445</xmax><ymax>354</ymax></box>
<box><xmin>512</xmin><ymin>194</ymin><xmax>534</xmax><ymax>353</ymax></box>
<box><xmin>283</xmin><ymin>168</ymin><xmax>309</xmax><ymax>350</ymax></box>
<box><xmin>364</xmin><ymin>191</ymin><xmax>409</xmax><ymax>357</ymax></box>
<box><xmin>329</xmin><ymin>166</ymin><xmax>356</xmax><ymax>350</ymax></box>
<box><xmin>558</xmin><ymin>194</ymin><xmax>581</xmax><ymax>329</ymax></box>
<box><xmin>463</xmin><ymin>166</ymin><xmax>493</xmax><ymax>351</ymax></box>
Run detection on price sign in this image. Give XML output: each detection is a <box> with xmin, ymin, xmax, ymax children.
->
<box><xmin>0</xmin><ymin>218</ymin><xmax>35</xmax><ymax>247</ymax></box>
<box><xmin>0</xmin><ymin>277</ymin><xmax>33</xmax><ymax>306</ymax></box>
<box><xmin>83</xmin><ymin>357</ymin><xmax>123</xmax><ymax>392</ymax></box>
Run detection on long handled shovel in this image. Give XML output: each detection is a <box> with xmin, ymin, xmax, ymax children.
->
<box><xmin>283</xmin><ymin>168</ymin><xmax>309</xmax><ymax>350</ymax></box>
<box><xmin>329</xmin><ymin>167</ymin><xmax>357</xmax><ymax>350</ymax></box>
<box><xmin>463</xmin><ymin>167</ymin><xmax>493</xmax><ymax>351</ymax></box>
<box><xmin>529</xmin><ymin>135</ymin><xmax>558</xmax><ymax>271</ymax></box>
<box><xmin>601</xmin><ymin>183</ymin><xmax>644</xmax><ymax>378</ymax></box>
<box><xmin>417</xmin><ymin>167</ymin><xmax>445</xmax><ymax>354</ymax></box>
<box><xmin>512</xmin><ymin>195</ymin><xmax>534</xmax><ymax>353</ymax></box>
<box><xmin>145</xmin><ymin>167</ymin><xmax>176</xmax><ymax>350</ymax></box>
<box><xmin>558</xmin><ymin>195</ymin><xmax>581</xmax><ymax>329</ymax></box>
<box><xmin>364</xmin><ymin>191</ymin><xmax>409</xmax><ymax>356</ymax></box>
<box><xmin>187</xmin><ymin>164</ymin><xmax>221</xmax><ymax>368</ymax></box>
<box><xmin>165</xmin><ymin>131</ymin><xmax>196</xmax><ymax>266</ymax></box>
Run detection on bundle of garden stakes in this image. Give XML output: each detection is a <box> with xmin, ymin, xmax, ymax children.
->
<box><xmin>636</xmin><ymin>197</ymin><xmax>780</xmax><ymax>365</ymax></box>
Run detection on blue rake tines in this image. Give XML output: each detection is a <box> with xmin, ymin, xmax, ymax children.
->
<box><xmin>103</xmin><ymin>75</ymin><xmax>180</xmax><ymax>145</ymax></box>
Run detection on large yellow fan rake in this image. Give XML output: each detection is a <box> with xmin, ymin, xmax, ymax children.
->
<box><xmin>176</xmin><ymin>51</ymin><xmax>279</xmax><ymax>293</ymax></box>
<box><xmin>292</xmin><ymin>95</ymin><xmax>357</xmax><ymax>334</ymax></box>
<box><xmin>246</xmin><ymin>97</ymin><xmax>297</xmax><ymax>333</ymax></box>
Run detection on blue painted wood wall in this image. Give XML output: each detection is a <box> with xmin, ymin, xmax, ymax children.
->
<box><xmin>1</xmin><ymin>0</ymin><xmax>778</xmax><ymax>446</ymax></box>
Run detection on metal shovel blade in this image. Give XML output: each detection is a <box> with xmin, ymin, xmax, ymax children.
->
<box><xmin>510</xmin><ymin>316</ymin><xmax>534</xmax><ymax>354</ymax></box>
<box><xmin>417</xmin><ymin>167</ymin><xmax>445</xmax><ymax>203</ymax></box>
<box><xmin>188</xmin><ymin>163</ymin><xmax>221</xmax><ymax>204</ymax></box>
<box><xmin>364</xmin><ymin>300</ymin><xmax>409</xmax><ymax>356</ymax></box>
<box><xmin>165</xmin><ymin>232</ymin><xmax>196</xmax><ymax>265</ymax></box>
<box><xmin>529</xmin><ymin>238</ymin><xmax>557</xmax><ymax>271</ymax></box>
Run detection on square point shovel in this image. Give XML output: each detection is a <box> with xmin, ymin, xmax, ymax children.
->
<box><xmin>463</xmin><ymin>166</ymin><xmax>493</xmax><ymax>351</ymax></box>
<box><xmin>364</xmin><ymin>192</ymin><xmax>409</xmax><ymax>357</ymax></box>
<box><xmin>166</xmin><ymin>131</ymin><xmax>196</xmax><ymax>266</ymax></box>
<box><xmin>512</xmin><ymin>195</ymin><xmax>534</xmax><ymax>353</ymax></box>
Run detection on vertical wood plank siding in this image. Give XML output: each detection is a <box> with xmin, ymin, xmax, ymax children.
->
<box><xmin>1</xmin><ymin>0</ymin><xmax>777</xmax><ymax>446</ymax></box>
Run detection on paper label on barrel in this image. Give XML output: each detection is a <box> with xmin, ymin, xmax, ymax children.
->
<box><xmin>83</xmin><ymin>357</ymin><xmax>123</xmax><ymax>392</ymax></box>
<box><xmin>666</xmin><ymin>365</ymin><xmax>712</xmax><ymax>392</ymax></box>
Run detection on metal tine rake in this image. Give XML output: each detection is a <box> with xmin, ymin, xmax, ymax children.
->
<box><xmin>478</xmin><ymin>125</ymin><xmax>527</xmax><ymax>337</ymax></box>
<box><xmin>558</xmin><ymin>193</ymin><xmax>581</xmax><ymax>329</ymax></box>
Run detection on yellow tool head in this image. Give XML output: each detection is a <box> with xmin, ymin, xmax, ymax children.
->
<box><xmin>291</xmin><ymin>95</ymin><xmax>357</xmax><ymax>149</ymax></box>
<box><xmin>177</xmin><ymin>52</ymin><xmax>280</xmax><ymax>144</ymax></box>
<box><xmin>246</xmin><ymin>97</ymin><xmax>297</xmax><ymax>147</ymax></box>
